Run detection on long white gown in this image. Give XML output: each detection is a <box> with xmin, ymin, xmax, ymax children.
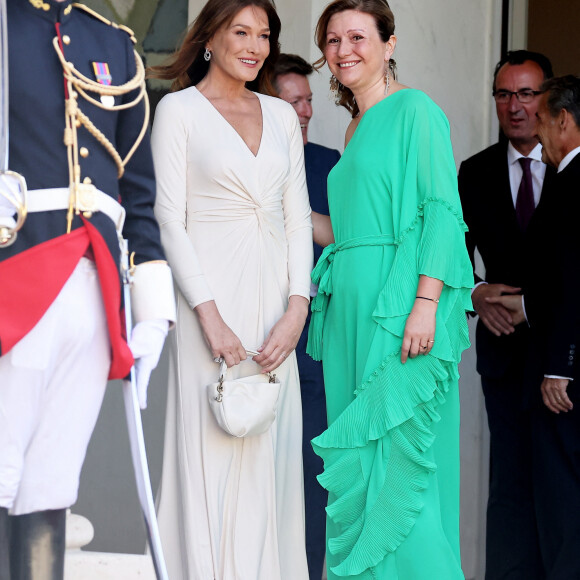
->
<box><xmin>151</xmin><ymin>86</ymin><xmax>312</xmax><ymax>580</ymax></box>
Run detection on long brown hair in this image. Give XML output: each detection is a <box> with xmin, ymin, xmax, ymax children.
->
<box><xmin>147</xmin><ymin>0</ymin><xmax>281</xmax><ymax>95</ymax></box>
<box><xmin>314</xmin><ymin>0</ymin><xmax>396</xmax><ymax>117</ymax></box>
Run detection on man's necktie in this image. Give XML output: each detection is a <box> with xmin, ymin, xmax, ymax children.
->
<box><xmin>516</xmin><ymin>157</ymin><xmax>535</xmax><ymax>230</ymax></box>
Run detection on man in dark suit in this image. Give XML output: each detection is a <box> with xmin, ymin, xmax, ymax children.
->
<box><xmin>458</xmin><ymin>50</ymin><xmax>554</xmax><ymax>579</ymax></box>
<box><xmin>273</xmin><ymin>53</ymin><xmax>340</xmax><ymax>580</ymax></box>
<box><xmin>490</xmin><ymin>75</ymin><xmax>580</xmax><ymax>579</ymax></box>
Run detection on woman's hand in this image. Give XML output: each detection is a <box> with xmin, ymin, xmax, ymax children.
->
<box><xmin>401</xmin><ymin>299</ymin><xmax>437</xmax><ymax>363</ymax></box>
<box><xmin>195</xmin><ymin>301</ymin><xmax>246</xmax><ymax>367</ymax></box>
<box><xmin>401</xmin><ymin>276</ymin><xmax>442</xmax><ymax>363</ymax></box>
<box><xmin>253</xmin><ymin>295</ymin><xmax>309</xmax><ymax>373</ymax></box>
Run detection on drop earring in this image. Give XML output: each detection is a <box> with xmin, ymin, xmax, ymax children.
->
<box><xmin>384</xmin><ymin>69</ymin><xmax>390</xmax><ymax>96</ymax></box>
<box><xmin>329</xmin><ymin>74</ymin><xmax>339</xmax><ymax>95</ymax></box>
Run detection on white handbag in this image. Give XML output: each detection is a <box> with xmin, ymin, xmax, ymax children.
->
<box><xmin>207</xmin><ymin>350</ymin><xmax>281</xmax><ymax>438</ymax></box>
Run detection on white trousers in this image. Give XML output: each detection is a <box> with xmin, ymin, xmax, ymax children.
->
<box><xmin>0</xmin><ymin>258</ymin><xmax>111</xmax><ymax>515</ymax></box>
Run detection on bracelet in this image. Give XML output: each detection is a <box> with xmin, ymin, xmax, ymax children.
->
<box><xmin>416</xmin><ymin>296</ymin><xmax>439</xmax><ymax>304</ymax></box>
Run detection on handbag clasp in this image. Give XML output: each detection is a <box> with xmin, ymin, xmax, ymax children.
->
<box><xmin>216</xmin><ymin>376</ymin><xmax>224</xmax><ymax>402</ymax></box>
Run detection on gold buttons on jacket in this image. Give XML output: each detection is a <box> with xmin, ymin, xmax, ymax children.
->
<box><xmin>83</xmin><ymin>177</ymin><xmax>92</xmax><ymax>184</ymax></box>
<box><xmin>80</xmin><ymin>147</ymin><xmax>89</xmax><ymax>158</ymax></box>
<box><xmin>62</xmin><ymin>35</ymin><xmax>71</xmax><ymax>45</ymax></box>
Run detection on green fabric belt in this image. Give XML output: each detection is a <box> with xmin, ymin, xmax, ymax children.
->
<box><xmin>306</xmin><ymin>234</ymin><xmax>396</xmax><ymax>361</ymax></box>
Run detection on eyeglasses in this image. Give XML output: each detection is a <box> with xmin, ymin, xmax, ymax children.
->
<box><xmin>492</xmin><ymin>89</ymin><xmax>542</xmax><ymax>104</ymax></box>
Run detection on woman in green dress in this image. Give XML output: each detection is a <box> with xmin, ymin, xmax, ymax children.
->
<box><xmin>307</xmin><ymin>1</ymin><xmax>473</xmax><ymax>578</ymax></box>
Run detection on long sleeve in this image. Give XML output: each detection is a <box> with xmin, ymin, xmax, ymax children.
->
<box><xmin>372</xmin><ymin>95</ymin><xmax>474</xmax><ymax>356</ymax></box>
<box><xmin>151</xmin><ymin>94</ymin><xmax>214</xmax><ymax>310</ymax></box>
<box><xmin>282</xmin><ymin>111</ymin><xmax>313</xmax><ymax>301</ymax></box>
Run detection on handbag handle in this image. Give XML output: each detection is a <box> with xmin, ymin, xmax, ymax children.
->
<box><xmin>216</xmin><ymin>349</ymin><xmax>276</xmax><ymax>387</ymax></box>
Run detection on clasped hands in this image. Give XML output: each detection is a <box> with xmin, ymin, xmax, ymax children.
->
<box><xmin>197</xmin><ymin>296</ymin><xmax>309</xmax><ymax>374</ymax></box>
<box><xmin>472</xmin><ymin>283</ymin><xmax>525</xmax><ymax>336</ymax></box>
<box><xmin>474</xmin><ymin>284</ymin><xmax>573</xmax><ymax>414</ymax></box>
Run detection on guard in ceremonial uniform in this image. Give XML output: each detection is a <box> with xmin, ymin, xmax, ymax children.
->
<box><xmin>0</xmin><ymin>1</ymin><xmax>176</xmax><ymax>579</ymax></box>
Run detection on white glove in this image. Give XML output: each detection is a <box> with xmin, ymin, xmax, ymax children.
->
<box><xmin>0</xmin><ymin>173</ymin><xmax>20</xmax><ymax>218</ymax></box>
<box><xmin>0</xmin><ymin>174</ymin><xmax>19</xmax><ymax>228</ymax></box>
<box><xmin>129</xmin><ymin>319</ymin><xmax>169</xmax><ymax>409</ymax></box>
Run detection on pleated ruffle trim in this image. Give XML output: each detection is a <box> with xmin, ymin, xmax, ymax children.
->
<box><xmin>309</xmin><ymin>198</ymin><xmax>473</xmax><ymax>577</ymax></box>
<box><xmin>313</xmin><ymin>352</ymin><xmax>460</xmax><ymax>577</ymax></box>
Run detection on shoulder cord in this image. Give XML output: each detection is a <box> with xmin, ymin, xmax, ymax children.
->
<box><xmin>71</xmin><ymin>3</ymin><xmax>138</xmax><ymax>43</ymax></box>
<box><xmin>51</xmin><ymin>36</ymin><xmax>150</xmax><ymax>231</ymax></box>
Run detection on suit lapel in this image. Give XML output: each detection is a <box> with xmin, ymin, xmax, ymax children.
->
<box><xmin>527</xmin><ymin>164</ymin><xmax>557</xmax><ymax>234</ymax></box>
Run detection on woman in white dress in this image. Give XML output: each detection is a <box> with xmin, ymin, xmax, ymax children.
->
<box><xmin>148</xmin><ymin>1</ymin><xmax>312</xmax><ymax>578</ymax></box>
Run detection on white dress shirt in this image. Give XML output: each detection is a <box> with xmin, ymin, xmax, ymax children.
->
<box><xmin>507</xmin><ymin>141</ymin><xmax>547</xmax><ymax>206</ymax></box>
<box><xmin>558</xmin><ymin>145</ymin><xmax>580</xmax><ymax>173</ymax></box>
<box><xmin>472</xmin><ymin>142</ymin><xmax>548</xmax><ymax>295</ymax></box>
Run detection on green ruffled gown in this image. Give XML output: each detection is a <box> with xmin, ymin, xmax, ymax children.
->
<box><xmin>307</xmin><ymin>89</ymin><xmax>473</xmax><ymax>579</ymax></box>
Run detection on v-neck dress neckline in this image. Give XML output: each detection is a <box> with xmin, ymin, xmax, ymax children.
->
<box><xmin>193</xmin><ymin>86</ymin><xmax>264</xmax><ymax>159</ymax></box>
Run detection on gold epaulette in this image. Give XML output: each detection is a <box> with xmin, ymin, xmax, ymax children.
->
<box><xmin>71</xmin><ymin>3</ymin><xmax>137</xmax><ymax>44</ymax></box>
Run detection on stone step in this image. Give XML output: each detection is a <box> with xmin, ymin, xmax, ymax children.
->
<box><xmin>65</xmin><ymin>512</ymin><xmax>155</xmax><ymax>580</ymax></box>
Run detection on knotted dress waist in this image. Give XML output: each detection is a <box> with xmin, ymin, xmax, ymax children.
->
<box><xmin>307</xmin><ymin>234</ymin><xmax>396</xmax><ymax>360</ymax></box>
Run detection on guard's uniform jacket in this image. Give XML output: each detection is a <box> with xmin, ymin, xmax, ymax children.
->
<box><xmin>1</xmin><ymin>0</ymin><xmax>174</xmax><ymax>377</ymax></box>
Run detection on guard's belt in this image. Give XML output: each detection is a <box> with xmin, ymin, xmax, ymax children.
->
<box><xmin>26</xmin><ymin>187</ymin><xmax>126</xmax><ymax>232</ymax></box>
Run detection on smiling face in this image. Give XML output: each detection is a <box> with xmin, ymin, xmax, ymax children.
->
<box><xmin>276</xmin><ymin>73</ymin><xmax>313</xmax><ymax>144</ymax></box>
<box><xmin>494</xmin><ymin>60</ymin><xmax>545</xmax><ymax>155</ymax></box>
<box><xmin>207</xmin><ymin>5</ymin><xmax>271</xmax><ymax>85</ymax></box>
<box><xmin>323</xmin><ymin>9</ymin><xmax>393</xmax><ymax>95</ymax></box>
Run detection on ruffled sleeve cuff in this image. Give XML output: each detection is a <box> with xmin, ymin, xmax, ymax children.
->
<box><xmin>373</xmin><ymin>198</ymin><xmax>473</xmax><ymax>363</ymax></box>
